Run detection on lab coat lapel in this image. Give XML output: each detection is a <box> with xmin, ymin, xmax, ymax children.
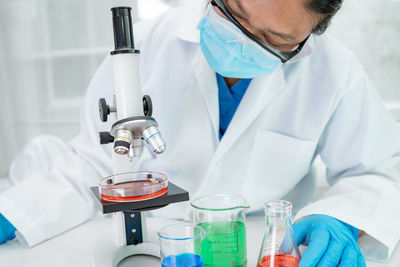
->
<box><xmin>192</xmin><ymin>48</ymin><xmax>220</xmax><ymax>141</ymax></box>
<box><xmin>214</xmin><ymin>67</ymin><xmax>286</xmax><ymax>162</ymax></box>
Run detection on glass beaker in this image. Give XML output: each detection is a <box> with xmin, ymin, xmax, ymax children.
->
<box><xmin>191</xmin><ymin>194</ymin><xmax>250</xmax><ymax>267</ymax></box>
<box><xmin>158</xmin><ymin>224</ymin><xmax>207</xmax><ymax>267</ymax></box>
<box><xmin>257</xmin><ymin>200</ymin><xmax>301</xmax><ymax>267</ymax></box>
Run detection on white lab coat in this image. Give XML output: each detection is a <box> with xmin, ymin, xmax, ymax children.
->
<box><xmin>0</xmin><ymin>0</ymin><xmax>399</xmax><ymax>262</ymax></box>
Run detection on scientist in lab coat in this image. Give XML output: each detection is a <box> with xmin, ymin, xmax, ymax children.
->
<box><xmin>1</xmin><ymin>0</ymin><xmax>400</xmax><ymax>265</ymax></box>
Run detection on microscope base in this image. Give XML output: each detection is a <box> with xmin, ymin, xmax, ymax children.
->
<box><xmin>90</xmin><ymin>182</ymin><xmax>189</xmax><ymax>266</ymax></box>
<box><xmin>92</xmin><ymin>233</ymin><xmax>160</xmax><ymax>267</ymax></box>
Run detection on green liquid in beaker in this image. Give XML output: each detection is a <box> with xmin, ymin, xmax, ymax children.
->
<box><xmin>194</xmin><ymin>221</ymin><xmax>247</xmax><ymax>267</ymax></box>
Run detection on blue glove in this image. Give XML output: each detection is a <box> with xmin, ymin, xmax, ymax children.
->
<box><xmin>0</xmin><ymin>213</ymin><xmax>16</xmax><ymax>244</ymax></box>
<box><xmin>294</xmin><ymin>214</ymin><xmax>366</xmax><ymax>267</ymax></box>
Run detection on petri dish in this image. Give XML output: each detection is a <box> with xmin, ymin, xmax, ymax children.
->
<box><xmin>98</xmin><ymin>171</ymin><xmax>168</xmax><ymax>202</ymax></box>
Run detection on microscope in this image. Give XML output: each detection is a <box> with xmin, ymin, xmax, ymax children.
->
<box><xmin>98</xmin><ymin>7</ymin><xmax>165</xmax><ymax>159</ymax></box>
<box><xmin>91</xmin><ymin>7</ymin><xmax>189</xmax><ymax>267</ymax></box>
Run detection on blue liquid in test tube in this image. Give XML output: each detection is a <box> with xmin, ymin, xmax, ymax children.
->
<box><xmin>161</xmin><ymin>253</ymin><xmax>203</xmax><ymax>267</ymax></box>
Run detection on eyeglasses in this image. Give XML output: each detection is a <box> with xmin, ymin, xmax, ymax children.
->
<box><xmin>210</xmin><ymin>0</ymin><xmax>308</xmax><ymax>63</ymax></box>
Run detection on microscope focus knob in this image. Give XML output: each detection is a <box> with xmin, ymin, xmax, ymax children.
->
<box><xmin>99</xmin><ymin>132</ymin><xmax>114</xmax><ymax>144</ymax></box>
<box><xmin>99</xmin><ymin>98</ymin><xmax>110</xmax><ymax>122</ymax></box>
<box><xmin>143</xmin><ymin>95</ymin><xmax>153</xmax><ymax>117</ymax></box>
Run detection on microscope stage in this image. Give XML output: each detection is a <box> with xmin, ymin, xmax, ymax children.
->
<box><xmin>91</xmin><ymin>182</ymin><xmax>189</xmax><ymax>214</ymax></box>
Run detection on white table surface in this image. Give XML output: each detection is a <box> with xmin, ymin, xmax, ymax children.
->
<box><xmin>0</xmin><ymin>214</ymin><xmax>399</xmax><ymax>267</ymax></box>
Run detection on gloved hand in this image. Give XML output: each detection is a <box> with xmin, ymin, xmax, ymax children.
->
<box><xmin>0</xmin><ymin>213</ymin><xmax>16</xmax><ymax>244</ymax></box>
<box><xmin>294</xmin><ymin>214</ymin><xmax>366</xmax><ymax>267</ymax></box>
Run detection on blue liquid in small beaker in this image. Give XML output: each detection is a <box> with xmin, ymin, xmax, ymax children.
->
<box><xmin>161</xmin><ymin>253</ymin><xmax>203</xmax><ymax>267</ymax></box>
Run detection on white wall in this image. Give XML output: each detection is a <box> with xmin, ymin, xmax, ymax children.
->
<box><xmin>328</xmin><ymin>0</ymin><xmax>400</xmax><ymax>120</ymax></box>
<box><xmin>0</xmin><ymin>0</ymin><xmax>118</xmax><ymax>175</ymax></box>
<box><xmin>0</xmin><ymin>130</ymin><xmax>7</xmax><ymax>176</ymax></box>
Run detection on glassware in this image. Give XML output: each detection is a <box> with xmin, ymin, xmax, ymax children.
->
<box><xmin>157</xmin><ymin>224</ymin><xmax>207</xmax><ymax>267</ymax></box>
<box><xmin>98</xmin><ymin>171</ymin><xmax>168</xmax><ymax>202</ymax></box>
<box><xmin>191</xmin><ymin>194</ymin><xmax>250</xmax><ymax>267</ymax></box>
<box><xmin>257</xmin><ymin>200</ymin><xmax>301</xmax><ymax>267</ymax></box>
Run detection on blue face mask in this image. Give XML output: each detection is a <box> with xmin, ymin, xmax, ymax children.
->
<box><xmin>197</xmin><ymin>6</ymin><xmax>282</xmax><ymax>79</ymax></box>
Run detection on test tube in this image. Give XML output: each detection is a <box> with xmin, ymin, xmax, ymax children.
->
<box><xmin>157</xmin><ymin>224</ymin><xmax>206</xmax><ymax>267</ymax></box>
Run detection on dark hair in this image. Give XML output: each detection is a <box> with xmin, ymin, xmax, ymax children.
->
<box><xmin>305</xmin><ymin>0</ymin><xmax>344</xmax><ymax>35</ymax></box>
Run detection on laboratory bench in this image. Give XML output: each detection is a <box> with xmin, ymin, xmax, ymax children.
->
<box><xmin>0</xmin><ymin>214</ymin><xmax>399</xmax><ymax>267</ymax></box>
<box><xmin>0</xmin><ymin>171</ymin><xmax>399</xmax><ymax>267</ymax></box>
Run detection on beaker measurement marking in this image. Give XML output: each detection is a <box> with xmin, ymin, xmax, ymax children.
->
<box><xmin>195</xmin><ymin>221</ymin><xmax>247</xmax><ymax>267</ymax></box>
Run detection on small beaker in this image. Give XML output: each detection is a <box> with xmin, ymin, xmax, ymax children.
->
<box><xmin>191</xmin><ymin>194</ymin><xmax>250</xmax><ymax>267</ymax></box>
<box><xmin>157</xmin><ymin>224</ymin><xmax>207</xmax><ymax>267</ymax></box>
<box><xmin>257</xmin><ymin>200</ymin><xmax>301</xmax><ymax>267</ymax></box>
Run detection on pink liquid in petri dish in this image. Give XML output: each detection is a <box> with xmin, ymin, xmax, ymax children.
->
<box><xmin>100</xmin><ymin>179</ymin><xmax>168</xmax><ymax>202</ymax></box>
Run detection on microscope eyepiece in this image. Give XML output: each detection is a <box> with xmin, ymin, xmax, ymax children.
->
<box><xmin>111</xmin><ymin>7</ymin><xmax>139</xmax><ymax>55</ymax></box>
